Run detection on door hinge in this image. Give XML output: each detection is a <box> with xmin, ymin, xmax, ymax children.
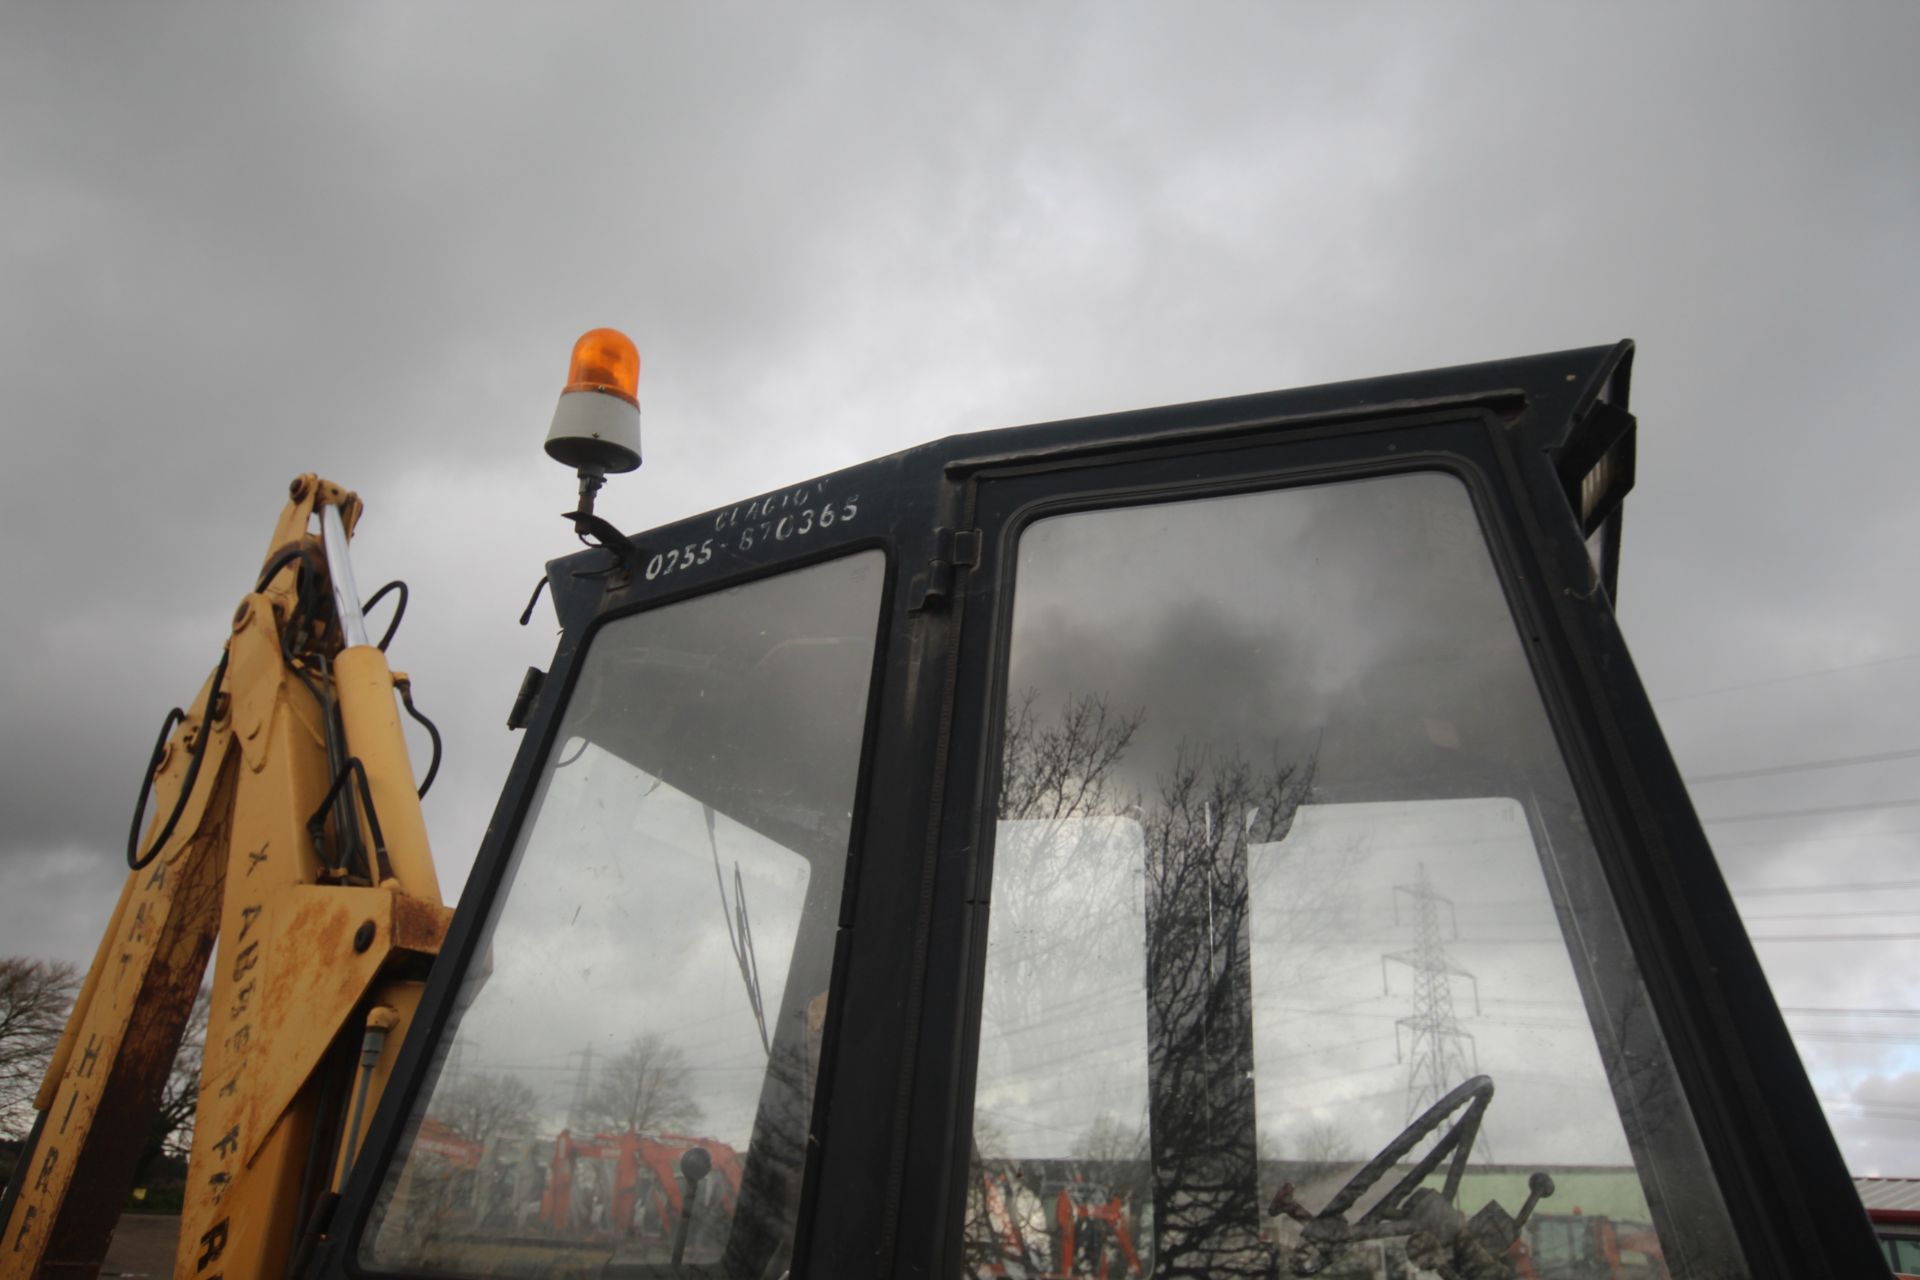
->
<box><xmin>910</xmin><ymin>527</ymin><xmax>982</xmax><ymax>613</ymax></box>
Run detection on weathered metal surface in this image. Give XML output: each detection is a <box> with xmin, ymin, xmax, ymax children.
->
<box><xmin>176</xmin><ymin>607</ymin><xmax>445</xmax><ymax>1280</ymax></box>
<box><xmin>4</xmin><ymin>477</ymin><xmax>445</xmax><ymax>1280</ymax></box>
<box><xmin>237</xmin><ymin>885</ymin><xmax>450</xmax><ymax>1167</ymax></box>
<box><xmin>231</xmin><ymin>594</ymin><xmax>286</xmax><ymax>775</ymax></box>
<box><xmin>2</xmin><ymin>750</ymin><xmax>230</xmax><ymax>1279</ymax></box>
<box><xmin>332</xmin><ymin>647</ymin><xmax>442</xmax><ymax>901</ymax></box>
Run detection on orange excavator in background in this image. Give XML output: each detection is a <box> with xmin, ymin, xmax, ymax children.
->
<box><xmin>1514</xmin><ymin>1213</ymin><xmax>1669</xmax><ymax>1280</ymax></box>
<box><xmin>1051</xmin><ymin>1182</ymin><xmax>1143</xmax><ymax>1280</ymax></box>
<box><xmin>539</xmin><ymin>1129</ymin><xmax>742</xmax><ymax>1254</ymax></box>
<box><xmin>966</xmin><ymin>1168</ymin><xmax>1141</xmax><ymax>1280</ymax></box>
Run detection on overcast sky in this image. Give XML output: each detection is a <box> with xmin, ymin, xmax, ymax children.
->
<box><xmin>4</xmin><ymin>3</ymin><xmax>1916</xmax><ymax>1183</ymax></box>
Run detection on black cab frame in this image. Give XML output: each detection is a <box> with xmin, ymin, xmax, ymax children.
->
<box><xmin>323</xmin><ymin>343</ymin><xmax>1885</xmax><ymax>1280</ymax></box>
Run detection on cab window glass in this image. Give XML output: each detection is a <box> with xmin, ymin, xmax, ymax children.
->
<box><xmin>965</xmin><ymin>472</ymin><xmax>1741</xmax><ymax>1278</ymax></box>
<box><xmin>364</xmin><ymin>550</ymin><xmax>884</xmax><ymax>1276</ymax></box>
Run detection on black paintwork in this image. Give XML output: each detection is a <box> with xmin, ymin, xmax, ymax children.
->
<box><xmin>316</xmin><ymin>343</ymin><xmax>1887</xmax><ymax>1279</ymax></box>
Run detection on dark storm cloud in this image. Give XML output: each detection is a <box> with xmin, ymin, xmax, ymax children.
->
<box><xmin>0</xmin><ymin>4</ymin><xmax>954</xmax><ymax>873</ymax></box>
<box><xmin>1003</xmin><ymin>472</ymin><xmax>1577</xmax><ymax>808</ymax></box>
<box><xmin>4</xmin><ymin>2</ymin><xmax>1917</xmax><ymax>1169</ymax></box>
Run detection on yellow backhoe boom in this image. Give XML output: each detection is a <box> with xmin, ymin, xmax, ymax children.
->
<box><xmin>1</xmin><ymin>477</ymin><xmax>449</xmax><ymax>1280</ymax></box>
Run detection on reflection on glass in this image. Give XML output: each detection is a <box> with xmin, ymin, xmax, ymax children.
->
<box><xmin>364</xmin><ymin>551</ymin><xmax>884</xmax><ymax>1277</ymax></box>
<box><xmin>966</xmin><ymin>473</ymin><xmax>1740</xmax><ymax>1278</ymax></box>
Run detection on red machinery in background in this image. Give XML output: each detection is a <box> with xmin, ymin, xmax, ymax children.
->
<box><xmin>540</xmin><ymin>1131</ymin><xmax>742</xmax><ymax>1245</ymax></box>
<box><xmin>411</xmin><ymin>1118</ymin><xmax>485</xmax><ymax>1173</ymax></box>
<box><xmin>1054</xmin><ymin>1181</ymin><xmax>1143</xmax><ymax>1280</ymax></box>
<box><xmin>1514</xmin><ymin>1213</ymin><xmax>1669</xmax><ymax>1280</ymax></box>
<box><xmin>967</xmin><ymin>1168</ymin><xmax>1143</xmax><ymax>1280</ymax></box>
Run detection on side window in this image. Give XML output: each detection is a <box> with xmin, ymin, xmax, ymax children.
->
<box><xmin>965</xmin><ymin>472</ymin><xmax>1740</xmax><ymax>1278</ymax></box>
<box><xmin>364</xmin><ymin>551</ymin><xmax>885</xmax><ymax>1276</ymax></box>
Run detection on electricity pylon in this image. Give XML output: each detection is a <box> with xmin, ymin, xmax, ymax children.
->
<box><xmin>1382</xmin><ymin>864</ymin><xmax>1484</xmax><ymax>1144</ymax></box>
<box><xmin>565</xmin><ymin>1045</ymin><xmax>595</xmax><ymax>1134</ymax></box>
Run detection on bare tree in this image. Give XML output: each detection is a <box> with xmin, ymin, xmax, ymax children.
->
<box><xmin>133</xmin><ymin>984</ymin><xmax>210</xmax><ymax>1188</ymax></box>
<box><xmin>1141</xmin><ymin>744</ymin><xmax>1313</xmax><ymax>1278</ymax></box>
<box><xmin>0</xmin><ymin>958</ymin><xmax>80</xmax><ymax>1139</ymax></box>
<box><xmin>1261</xmin><ymin>1118</ymin><xmax>1354</xmax><ymax>1191</ymax></box>
<box><xmin>970</xmin><ymin>690</ymin><xmax>1322</xmax><ymax>1278</ymax></box>
<box><xmin>585</xmin><ymin>1033</ymin><xmax>701</xmax><ymax>1137</ymax></box>
<box><xmin>1074</xmin><ymin>1111</ymin><xmax>1151</xmax><ymax>1200</ymax></box>
<box><xmin>998</xmin><ymin>690</ymin><xmax>1143</xmax><ymax>828</ymax></box>
<box><xmin>430</xmin><ymin>1070</ymin><xmax>539</xmax><ymax>1150</ymax></box>
<box><xmin>964</xmin><ymin>1110</ymin><xmax>1053</xmax><ymax>1278</ymax></box>
<box><xmin>981</xmin><ymin>692</ymin><xmax>1145</xmax><ymax>1076</ymax></box>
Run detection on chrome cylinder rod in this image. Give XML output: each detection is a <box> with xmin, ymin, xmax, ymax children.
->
<box><xmin>319</xmin><ymin>503</ymin><xmax>372</xmax><ymax>649</ymax></box>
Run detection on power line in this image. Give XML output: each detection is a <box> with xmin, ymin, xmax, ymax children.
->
<box><xmin>1484</xmin><ymin>996</ymin><xmax>1580</xmax><ymax>1009</ymax></box>
<box><xmin>972</xmin><ymin>1105</ymin><xmax>1097</xmax><ymax>1142</ymax></box>
<box><xmin>1418</xmin><ymin>930</ymin><xmax>1920</xmax><ymax>945</ymax></box>
<box><xmin>1714</xmin><ymin>827</ymin><xmax>1920</xmax><ymax>852</ymax></box>
<box><xmin>1730</xmin><ymin>877</ymin><xmax>1920</xmax><ymax>897</ymax></box>
<box><xmin>1459</xmin><ymin>903</ymin><xmax>1910</xmax><ymax>925</ymax></box>
<box><xmin>1479</xmin><ymin>1000</ymin><xmax>1919</xmax><ymax>1021</ymax></box>
<box><xmin>1266</xmin><ymin>1086</ymin><xmax>1406</xmax><ymax>1116</ymax></box>
<box><xmin>1817</xmin><ymin>1098</ymin><xmax>1920</xmax><ymax>1125</ymax></box>
<box><xmin>1703</xmin><ymin>797</ymin><xmax>1920</xmax><ymax>826</ymax></box>
<box><xmin>1656</xmin><ymin>650</ymin><xmax>1920</xmax><ymax>706</ymax></box>
<box><xmin>1791</xmin><ymin>1030</ymin><xmax>1919</xmax><ymax>1046</ymax></box>
<box><xmin>1819</xmin><ymin>1096</ymin><xmax>1920</xmax><ymax>1112</ymax></box>
<box><xmin>1750</xmin><ymin>932</ymin><xmax>1920</xmax><ymax>943</ymax></box>
<box><xmin>1278</xmin><ymin>1063</ymin><xmax>1405</xmax><ymax>1090</ymax></box>
<box><xmin>1742</xmin><ymin>909</ymin><xmax>1920</xmax><ymax>921</ymax></box>
<box><xmin>1686</xmin><ymin>745</ymin><xmax>1920</xmax><ymax>785</ymax></box>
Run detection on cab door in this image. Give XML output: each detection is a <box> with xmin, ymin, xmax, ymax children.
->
<box><xmin>890</xmin><ymin>349</ymin><xmax>1879</xmax><ymax>1278</ymax></box>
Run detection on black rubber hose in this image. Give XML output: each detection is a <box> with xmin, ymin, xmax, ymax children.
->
<box><xmin>127</xmin><ymin>647</ymin><xmax>230</xmax><ymax>870</ymax></box>
<box><xmin>307</xmin><ymin>757</ymin><xmax>391</xmax><ymax>884</ymax></box>
<box><xmin>396</xmin><ymin>680</ymin><xmax>442</xmax><ymax>799</ymax></box>
<box><xmin>255</xmin><ymin>544</ymin><xmax>323</xmax><ymax>595</ymax></box>
<box><xmin>363</xmin><ymin>580</ymin><xmax>408</xmax><ymax>653</ymax></box>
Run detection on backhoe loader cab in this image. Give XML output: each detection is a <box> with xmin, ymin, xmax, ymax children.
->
<box><xmin>324</xmin><ymin>343</ymin><xmax>1882</xmax><ymax>1278</ymax></box>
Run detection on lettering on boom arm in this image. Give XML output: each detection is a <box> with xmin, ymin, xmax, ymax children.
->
<box><xmin>197</xmin><ymin>1218</ymin><xmax>228</xmax><ymax>1273</ymax></box>
<box><xmin>228</xmin><ymin>900</ymin><xmax>263</xmax><ymax>1021</ymax></box>
<box><xmin>33</xmin><ymin>1149</ymin><xmax>57</xmax><ymax>1192</ymax></box>
<box><xmin>198</xmin><ymin>879</ymin><xmax>266</xmax><ymax>1221</ymax></box>
<box><xmin>7</xmin><ymin>816</ymin><xmax>183</xmax><ymax>1260</ymax></box>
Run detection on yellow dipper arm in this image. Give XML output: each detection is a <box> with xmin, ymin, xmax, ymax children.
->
<box><xmin>0</xmin><ymin>477</ymin><xmax>450</xmax><ymax>1280</ymax></box>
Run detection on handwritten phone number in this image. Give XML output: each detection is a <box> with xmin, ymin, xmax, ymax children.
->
<box><xmin>643</xmin><ymin>494</ymin><xmax>861</xmax><ymax>582</ymax></box>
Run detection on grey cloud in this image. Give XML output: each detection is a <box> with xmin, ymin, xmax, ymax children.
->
<box><xmin>4</xmin><ymin>2</ymin><xmax>1916</xmax><ymax>1174</ymax></box>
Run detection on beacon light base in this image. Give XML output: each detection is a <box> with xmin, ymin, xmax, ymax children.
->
<box><xmin>545</xmin><ymin>387</ymin><xmax>641</xmax><ymax>475</ymax></box>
